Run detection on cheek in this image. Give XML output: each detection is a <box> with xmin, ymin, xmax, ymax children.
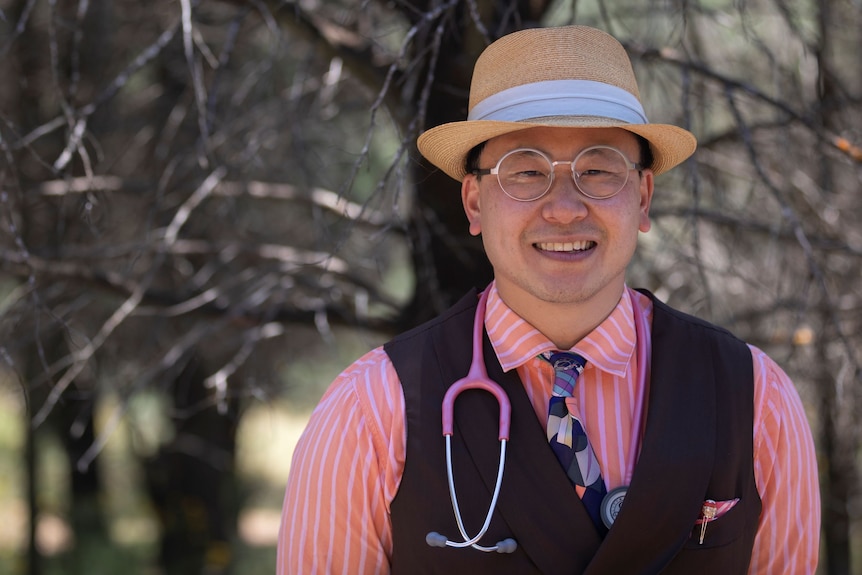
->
<box><xmin>485</xmin><ymin>213</ymin><xmax>530</xmax><ymax>266</ymax></box>
<box><xmin>615</xmin><ymin>188</ymin><xmax>649</xmax><ymax>233</ymax></box>
<box><xmin>473</xmin><ymin>203</ymin><xmax>511</xmax><ymax>255</ymax></box>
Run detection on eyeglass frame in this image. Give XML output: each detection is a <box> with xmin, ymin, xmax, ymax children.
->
<box><xmin>470</xmin><ymin>145</ymin><xmax>644</xmax><ymax>202</ymax></box>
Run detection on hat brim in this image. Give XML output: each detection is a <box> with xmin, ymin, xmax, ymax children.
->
<box><xmin>417</xmin><ymin>118</ymin><xmax>697</xmax><ymax>181</ymax></box>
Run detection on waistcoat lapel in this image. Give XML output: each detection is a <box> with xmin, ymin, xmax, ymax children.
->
<box><xmin>584</xmin><ymin>295</ymin><xmax>717</xmax><ymax>573</ymax></box>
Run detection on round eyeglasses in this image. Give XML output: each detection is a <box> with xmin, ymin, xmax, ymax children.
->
<box><xmin>472</xmin><ymin>145</ymin><xmax>643</xmax><ymax>202</ymax></box>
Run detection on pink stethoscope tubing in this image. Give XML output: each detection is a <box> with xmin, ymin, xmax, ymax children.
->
<box><xmin>626</xmin><ymin>298</ymin><xmax>649</xmax><ymax>486</ymax></box>
<box><xmin>425</xmin><ymin>288</ymin><xmax>516</xmax><ymax>553</ymax></box>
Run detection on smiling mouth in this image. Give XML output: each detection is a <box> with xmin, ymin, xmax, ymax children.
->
<box><xmin>535</xmin><ymin>241</ymin><xmax>596</xmax><ymax>252</ymax></box>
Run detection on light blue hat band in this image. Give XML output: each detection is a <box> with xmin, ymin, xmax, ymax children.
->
<box><xmin>468</xmin><ymin>79</ymin><xmax>647</xmax><ymax>124</ymax></box>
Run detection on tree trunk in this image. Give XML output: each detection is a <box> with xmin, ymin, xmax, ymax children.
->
<box><xmin>25</xmin><ymin>397</ymin><xmax>40</xmax><ymax>575</ymax></box>
<box><xmin>144</xmin><ymin>354</ymin><xmax>239</xmax><ymax>575</ymax></box>
<box><xmin>815</xmin><ymin>1</ymin><xmax>857</xmax><ymax>570</ymax></box>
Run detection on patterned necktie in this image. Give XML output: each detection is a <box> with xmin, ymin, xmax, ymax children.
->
<box><xmin>547</xmin><ymin>351</ymin><xmax>608</xmax><ymax>533</ymax></box>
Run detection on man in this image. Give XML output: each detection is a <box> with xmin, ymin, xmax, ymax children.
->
<box><xmin>278</xmin><ymin>25</ymin><xmax>820</xmax><ymax>574</ymax></box>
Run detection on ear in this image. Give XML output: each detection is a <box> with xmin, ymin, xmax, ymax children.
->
<box><xmin>462</xmin><ymin>175</ymin><xmax>482</xmax><ymax>236</ymax></box>
<box><xmin>637</xmin><ymin>170</ymin><xmax>654</xmax><ymax>233</ymax></box>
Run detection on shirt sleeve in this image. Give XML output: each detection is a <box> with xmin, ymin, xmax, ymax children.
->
<box><xmin>276</xmin><ymin>348</ymin><xmax>404</xmax><ymax>575</ymax></box>
<box><xmin>748</xmin><ymin>346</ymin><xmax>820</xmax><ymax>574</ymax></box>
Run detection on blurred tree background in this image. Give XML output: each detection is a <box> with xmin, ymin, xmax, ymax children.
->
<box><xmin>0</xmin><ymin>0</ymin><xmax>859</xmax><ymax>573</ymax></box>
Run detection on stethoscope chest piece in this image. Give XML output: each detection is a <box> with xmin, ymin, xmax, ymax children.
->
<box><xmin>600</xmin><ymin>485</ymin><xmax>628</xmax><ymax>528</ymax></box>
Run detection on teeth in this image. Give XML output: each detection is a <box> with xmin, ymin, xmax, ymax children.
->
<box><xmin>538</xmin><ymin>241</ymin><xmax>594</xmax><ymax>252</ymax></box>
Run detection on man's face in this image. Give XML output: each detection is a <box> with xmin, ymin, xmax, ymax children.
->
<box><xmin>461</xmin><ymin>126</ymin><xmax>654</xmax><ymax>319</ymax></box>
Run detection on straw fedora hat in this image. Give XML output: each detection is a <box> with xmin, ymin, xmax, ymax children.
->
<box><xmin>417</xmin><ymin>25</ymin><xmax>697</xmax><ymax>181</ymax></box>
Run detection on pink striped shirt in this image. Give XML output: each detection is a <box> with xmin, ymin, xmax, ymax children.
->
<box><xmin>278</xmin><ymin>283</ymin><xmax>820</xmax><ymax>573</ymax></box>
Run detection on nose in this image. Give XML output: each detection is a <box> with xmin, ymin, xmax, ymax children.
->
<box><xmin>541</xmin><ymin>163</ymin><xmax>588</xmax><ymax>223</ymax></box>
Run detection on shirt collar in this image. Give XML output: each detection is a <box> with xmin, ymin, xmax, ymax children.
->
<box><xmin>485</xmin><ymin>282</ymin><xmax>636</xmax><ymax>377</ymax></box>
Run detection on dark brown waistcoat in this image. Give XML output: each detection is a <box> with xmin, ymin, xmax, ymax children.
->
<box><xmin>385</xmin><ymin>289</ymin><xmax>761</xmax><ymax>574</ymax></box>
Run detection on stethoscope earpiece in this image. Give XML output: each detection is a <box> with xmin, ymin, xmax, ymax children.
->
<box><xmin>494</xmin><ymin>538</ymin><xmax>518</xmax><ymax>553</ymax></box>
<box><xmin>425</xmin><ymin>532</ymin><xmax>448</xmax><ymax>547</ymax></box>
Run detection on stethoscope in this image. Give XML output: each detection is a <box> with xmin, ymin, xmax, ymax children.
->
<box><xmin>425</xmin><ymin>288</ymin><xmax>516</xmax><ymax>553</ymax></box>
<box><xmin>426</xmin><ymin>286</ymin><xmax>649</xmax><ymax>553</ymax></box>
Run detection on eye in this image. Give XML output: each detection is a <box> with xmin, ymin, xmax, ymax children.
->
<box><xmin>575</xmin><ymin>148</ymin><xmax>628</xmax><ymax>179</ymax></box>
<box><xmin>500</xmin><ymin>150</ymin><xmax>550</xmax><ymax>180</ymax></box>
<box><xmin>513</xmin><ymin>168</ymin><xmax>547</xmax><ymax>178</ymax></box>
<box><xmin>579</xmin><ymin>168</ymin><xmax>614</xmax><ymax>176</ymax></box>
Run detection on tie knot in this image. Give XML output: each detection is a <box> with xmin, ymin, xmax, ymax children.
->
<box><xmin>550</xmin><ymin>351</ymin><xmax>586</xmax><ymax>374</ymax></box>
<box><xmin>549</xmin><ymin>352</ymin><xmax>586</xmax><ymax>397</ymax></box>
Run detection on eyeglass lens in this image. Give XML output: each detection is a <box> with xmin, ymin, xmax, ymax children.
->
<box><xmin>496</xmin><ymin>146</ymin><xmax>632</xmax><ymax>201</ymax></box>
